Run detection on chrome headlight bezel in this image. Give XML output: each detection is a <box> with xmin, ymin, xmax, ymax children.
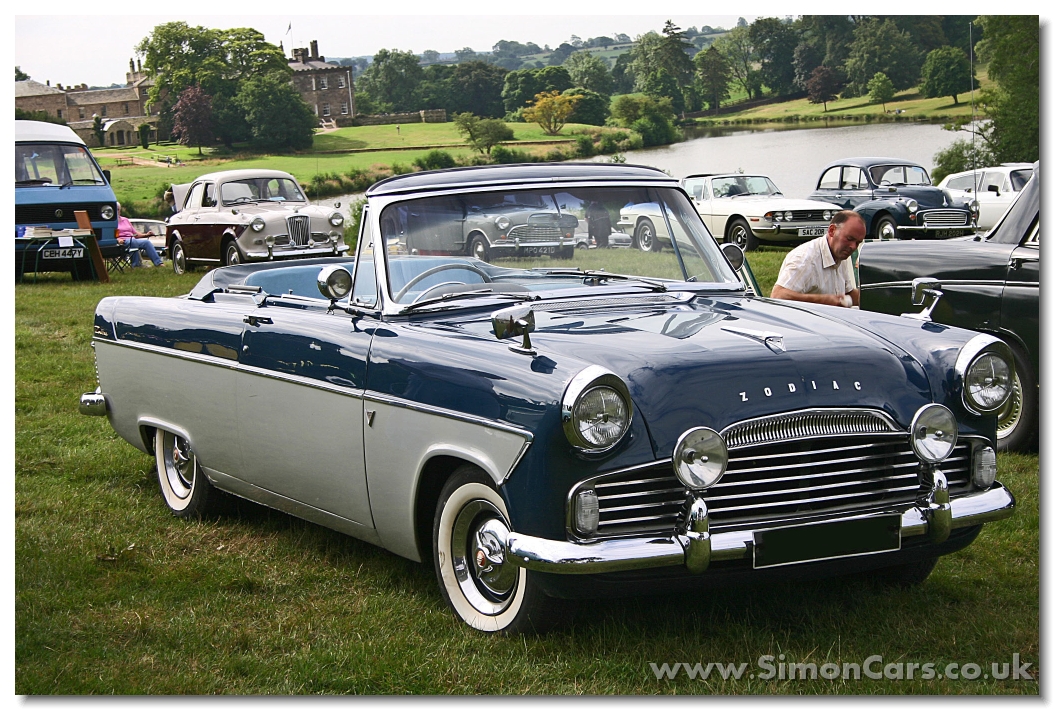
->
<box><xmin>672</xmin><ymin>426</ymin><xmax>729</xmax><ymax>490</ymax></box>
<box><xmin>561</xmin><ymin>365</ymin><xmax>633</xmax><ymax>453</ymax></box>
<box><xmin>100</xmin><ymin>204</ymin><xmax>116</xmax><ymax>221</ymax></box>
<box><xmin>495</xmin><ymin>216</ymin><xmax>511</xmax><ymax>231</ymax></box>
<box><xmin>954</xmin><ymin>334</ymin><xmax>1015</xmax><ymax>415</ymax></box>
<box><xmin>250</xmin><ymin>217</ymin><xmax>266</xmax><ymax>232</ymax></box>
<box><xmin>329</xmin><ymin>212</ymin><xmax>345</xmax><ymax>227</ymax></box>
<box><xmin>822</xmin><ymin>209</ymin><xmax>833</xmax><ymax>221</ymax></box>
<box><xmin>905</xmin><ymin>199</ymin><xmax>919</xmax><ymax>213</ymax></box>
<box><xmin>910</xmin><ymin>403</ymin><xmax>959</xmax><ymax>463</ymax></box>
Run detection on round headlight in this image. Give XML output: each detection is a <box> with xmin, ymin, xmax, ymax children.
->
<box><xmin>784</xmin><ymin>211</ymin><xmax>794</xmax><ymax>222</ymax></box>
<box><xmin>910</xmin><ymin>404</ymin><xmax>958</xmax><ymax>463</ymax></box>
<box><xmin>562</xmin><ymin>366</ymin><xmax>633</xmax><ymax>452</ymax></box>
<box><xmin>771</xmin><ymin>211</ymin><xmax>782</xmax><ymax>222</ymax></box>
<box><xmin>250</xmin><ymin>217</ymin><xmax>266</xmax><ymax>232</ymax></box>
<box><xmin>329</xmin><ymin>212</ymin><xmax>344</xmax><ymax>227</ymax></box>
<box><xmin>495</xmin><ymin>216</ymin><xmax>511</xmax><ymax>231</ymax></box>
<box><xmin>573</xmin><ymin>386</ymin><xmax>630</xmax><ymax>448</ymax></box>
<box><xmin>969</xmin><ymin>199</ymin><xmax>980</xmax><ymax>213</ymax></box>
<box><xmin>316</xmin><ymin>264</ymin><xmax>353</xmax><ymax>300</ymax></box>
<box><xmin>100</xmin><ymin>205</ymin><xmax>115</xmax><ymax>221</ymax></box>
<box><xmin>964</xmin><ymin>351</ymin><xmax>1013</xmax><ymax>412</ymax></box>
<box><xmin>823</xmin><ymin>210</ymin><xmax>832</xmax><ymax>221</ymax></box>
<box><xmin>673</xmin><ymin>427</ymin><xmax>728</xmax><ymax>490</ymax></box>
<box><xmin>906</xmin><ymin>199</ymin><xmax>919</xmax><ymax>213</ymax></box>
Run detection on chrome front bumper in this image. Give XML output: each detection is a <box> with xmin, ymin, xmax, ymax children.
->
<box><xmin>244</xmin><ymin>242</ymin><xmax>350</xmax><ymax>260</ymax></box>
<box><xmin>504</xmin><ymin>476</ymin><xmax>1014</xmax><ymax>575</ymax></box>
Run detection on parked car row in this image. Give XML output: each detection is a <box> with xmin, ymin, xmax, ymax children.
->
<box><xmin>83</xmin><ymin>163</ymin><xmax>1018</xmax><ymax>633</ymax></box>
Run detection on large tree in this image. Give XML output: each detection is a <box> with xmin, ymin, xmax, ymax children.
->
<box><xmin>920</xmin><ymin>46</ymin><xmax>973</xmax><ymax>105</ymax></box>
<box><xmin>694</xmin><ymin>45</ymin><xmax>731</xmax><ymax>110</ymax></box>
<box><xmin>170</xmin><ymin>85</ymin><xmax>214</xmax><ymax>154</ymax></box>
<box><xmin>522</xmin><ymin>91</ymin><xmax>580</xmax><ymax>135</ymax></box>
<box><xmin>564</xmin><ymin>87</ymin><xmax>609</xmax><ymax>126</ymax></box>
<box><xmin>844</xmin><ymin>18</ymin><xmax>922</xmax><ymax>96</ymax></box>
<box><xmin>713</xmin><ymin>25</ymin><xmax>761</xmax><ymax>99</ymax></box>
<box><xmin>356</xmin><ymin>49</ymin><xmax>423</xmax><ymax>113</ymax></box>
<box><xmin>234</xmin><ymin>73</ymin><xmax>315</xmax><ymax>151</ymax></box>
<box><xmin>749</xmin><ymin>17</ymin><xmax>799</xmax><ymax>96</ymax></box>
<box><xmin>450</xmin><ymin>61</ymin><xmax>507</xmax><ymax>117</ymax></box>
<box><xmin>453</xmin><ymin>112</ymin><xmax>513</xmax><ymax>153</ymax></box>
<box><xmin>16</xmin><ymin>66</ymin><xmax>29</xmax><ymax>81</ymax></box>
<box><xmin>867</xmin><ymin>72</ymin><xmax>895</xmax><ymax>112</ymax></box>
<box><xmin>806</xmin><ymin>65</ymin><xmax>841</xmax><ymax>111</ymax></box>
<box><xmin>975</xmin><ymin>15</ymin><xmax>1039</xmax><ymax>162</ymax></box>
<box><xmin>564</xmin><ymin>52</ymin><xmax>614</xmax><ymax>95</ymax></box>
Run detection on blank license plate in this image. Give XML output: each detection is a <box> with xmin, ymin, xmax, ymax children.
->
<box><xmin>753</xmin><ymin>515</ymin><xmax>901</xmax><ymax>568</ymax></box>
<box><xmin>42</xmin><ymin>248</ymin><xmax>84</xmax><ymax>259</ymax></box>
<box><xmin>798</xmin><ymin>227</ymin><xmax>826</xmax><ymax>237</ymax></box>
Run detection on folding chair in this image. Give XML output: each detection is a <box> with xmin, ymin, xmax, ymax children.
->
<box><xmin>107</xmin><ymin>242</ymin><xmax>135</xmax><ymax>273</ymax></box>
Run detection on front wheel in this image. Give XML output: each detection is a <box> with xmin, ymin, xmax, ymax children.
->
<box><xmin>634</xmin><ymin>218</ymin><xmax>662</xmax><ymax>252</ymax></box>
<box><xmin>433</xmin><ymin>466</ymin><xmax>569</xmax><ymax>634</ymax></box>
<box><xmin>871</xmin><ymin>215</ymin><xmax>898</xmax><ymax>241</ymax></box>
<box><xmin>996</xmin><ymin>346</ymin><xmax>1037</xmax><ymax>452</ymax></box>
<box><xmin>726</xmin><ymin>218</ymin><xmax>759</xmax><ymax>251</ymax></box>
<box><xmin>468</xmin><ymin>234</ymin><xmax>490</xmax><ymax>263</ymax></box>
<box><xmin>171</xmin><ymin>241</ymin><xmax>188</xmax><ymax>275</ymax></box>
<box><xmin>223</xmin><ymin>241</ymin><xmax>241</xmax><ymax>267</ymax></box>
<box><xmin>154</xmin><ymin>429</ymin><xmax>224</xmax><ymax>518</ymax></box>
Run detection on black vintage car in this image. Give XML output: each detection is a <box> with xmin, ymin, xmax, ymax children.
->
<box><xmin>858</xmin><ymin>163</ymin><xmax>1039</xmax><ymax>451</ymax></box>
<box><xmin>809</xmin><ymin>157</ymin><xmax>978</xmax><ymax>241</ymax></box>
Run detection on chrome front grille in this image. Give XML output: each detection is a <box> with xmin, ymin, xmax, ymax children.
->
<box><xmin>287</xmin><ymin>215</ymin><xmax>310</xmax><ymax>246</ymax></box>
<box><xmin>723</xmin><ymin>409</ymin><xmax>898</xmax><ymax>449</ymax></box>
<box><xmin>585</xmin><ymin>432</ymin><xmax>973</xmax><ymax>539</ymax></box>
<box><xmin>920</xmin><ymin>210</ymin><xmax>969</xmax><ymax>227</ymax></box>
<box><xmin>782</xmin><ymin>210</ymin><xmax>828</xmax><ymax>222</ymax></box>
<box><xmin>508</xmin><ymin>223</ymin><xmax>562</xmax><ymax>242</ymax></box>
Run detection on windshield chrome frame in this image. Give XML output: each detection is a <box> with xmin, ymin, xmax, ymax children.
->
<box><xmin>364</xmin><ymin>179</ymin><xmax>742</xmax><ymax>317</ymax></box>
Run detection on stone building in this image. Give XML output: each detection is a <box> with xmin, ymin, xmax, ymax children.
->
<box><xmin>15</xmin><ymin>60</ymin><xmax>161</xmax><ymax>147</ymax></box>
<box><xmin>287</xmin><ymin>40</ymin><xmax>356</xmax><ymax>126</ymax></box>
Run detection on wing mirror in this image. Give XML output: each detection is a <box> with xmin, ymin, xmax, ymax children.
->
<box><xmin>987</xmin><ymin>184</ymin><xmax>1001</xmax><ymax>195</ymax></box>
<box><xmin>720</xmin><ymin>242</ymin><xmax>745</xmax><ymax>271</ymax></box>
<box><xmin>492</xmin><ymin>304</ymin><xmax>536</xmax><ymax>355</ymax></box>
<box><xmin>902</xmin><ymin>277</ymin><xmax>943</xmax><ymax>321</ymax></box>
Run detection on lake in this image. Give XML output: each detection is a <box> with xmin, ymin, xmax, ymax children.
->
<box><xmin>609</xmin><ymin>121</ymin><xmax>968</xmax><ymax>199</ymax></box>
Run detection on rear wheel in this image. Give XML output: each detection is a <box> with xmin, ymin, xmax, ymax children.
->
<box><xmin>996</xmin><ymin>345</ymin><xmax>1037</xmax><ymax>452</ymax></box>
<box><xmin>726</xmin><ymin>218</ymin><xmax>759</xmax><ymax>251</ymax></box>
<box><xmin>171</xmin><ymin>241</ymin><xmax>188</xmax><ymax>275</ymax></box>
<box><xmin>634</xmin><ymin>218</ymin><xmax>662</xmax><ymax>252</ymax></box>
<box><xmin>433</xmin><ymin>465</ymin><xmax>569</xmax><ymax>634</ymax></box>
<box><xmin>223</xmin><ymin>241</ymin><xmax>241</xmax><ymax>267</ymax></box>
<box><xmin>154</xmin><ymin>429</ymin><xmax>224</xmax><ymax>518</ymax></box>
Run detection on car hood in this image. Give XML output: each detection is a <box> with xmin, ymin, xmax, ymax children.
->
<box><xmin>449</xmin><ymin>295</ymin><xmax>935</xmax><ymax>457</ymax></box>
<box><xmin>875</xmin><ymin>185</ymin><xmax>961</xmax><ymax>208</ymax></box>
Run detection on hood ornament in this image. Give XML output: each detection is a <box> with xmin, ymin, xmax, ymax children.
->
<box><xmin>721</xmin><ymin>325</ymin><xmax>786</xmax><ymax>353</ymax></box>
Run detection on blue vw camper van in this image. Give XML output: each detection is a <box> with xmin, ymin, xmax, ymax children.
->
<box><xmin>15</xmin><ymin>120</ymin><xmax>121</xmax><ymax>280</ymax></box>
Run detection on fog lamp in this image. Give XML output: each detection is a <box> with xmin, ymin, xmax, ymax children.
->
<box><xmin>910</xmin><ymin>404</ymin><xmax>958</xmax><ymax>464</ymax></box>
<box><xmin>316</xmin><ymin>264</ymin><xmax>353</xmax><ymax>300</ymax></box>
<box><xmin>972</xmin><ymin>446</ymin><xmax>997</xmax><ymax>488</ymax></box>
<box><xmin>264</xmin><ymin>235</ymin><xmax>275</xmax><ymax>248</ymax></box>
<box><xmin>673</xmin><ymin>427</ymin><xmax>728</xmax><ymax>490</ymax></box>
<box><xmin>571</xmin><ymin>489</ymin><xmax>600</xmax><ymax>537</ymax></box>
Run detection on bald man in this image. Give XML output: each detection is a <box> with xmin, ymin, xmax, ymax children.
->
<box><xmin>771</xmin><ymin>210</ymin><xmax>865</xmax><ymax>307</ymax></box>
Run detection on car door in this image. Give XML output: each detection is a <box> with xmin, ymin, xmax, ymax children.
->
<box><xmin>1000</xmin><ymin>220</ymin><xmax>1039</xmax><ymax>371</ymax></box>
<box><xmin>237</xmin><ymin>303</ymin><xmax>375</xmax><ymax>526</ymax></box>
<box><xmin>813</xmin><ymin>165</ymin><xmax>868</xmax><ymax>210</ymax></box>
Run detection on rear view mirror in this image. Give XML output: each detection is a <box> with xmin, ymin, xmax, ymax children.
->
<box><xmin>492</xmin><ymin>304</ymin><xmax>536</xmax><ymax>355</ymax></box>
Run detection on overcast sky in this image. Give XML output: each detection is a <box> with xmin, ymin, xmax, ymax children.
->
<box><xmin>16</xmin><ymin>9</ymin><xmax>761</xmax><ymax>89</ymax></box>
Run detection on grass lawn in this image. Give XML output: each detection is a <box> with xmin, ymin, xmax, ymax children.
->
<box><xmin>15</xmin><ymin>252</ymin><xmax>1039</xmax><ymax>694</ymax></box>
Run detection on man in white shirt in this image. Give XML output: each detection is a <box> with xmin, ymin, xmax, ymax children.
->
<box><xmin>771</xmin><ymin>210</ymin><xmax>866</xmax><ymax>307</ymax></box>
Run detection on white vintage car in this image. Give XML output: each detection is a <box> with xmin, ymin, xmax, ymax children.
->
<box><xmin>681</xmin><ymin>173</ymin><xmax>842</xmax><ymax>251</ymax></box>
<box><xmin>938</xmin><ymin>164</ymin><xmax>1034</xmax><ymax>231</ymax></box>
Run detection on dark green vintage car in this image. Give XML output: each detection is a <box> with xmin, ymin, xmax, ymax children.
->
<box><xmin>858</xmin><ymin>163</ymin><xmax>1039</xmax><ymax>451</ymax></box>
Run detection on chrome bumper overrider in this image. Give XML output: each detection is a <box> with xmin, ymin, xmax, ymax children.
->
<box><xmin>504</xmin><ymin>477</ymin><xmax>1014</xmax><ymax>575</ymax></box>
<box><xmin>80</xmin><ymin>389</ymin><xmax>108</xmax><ymax>416</ymax></box>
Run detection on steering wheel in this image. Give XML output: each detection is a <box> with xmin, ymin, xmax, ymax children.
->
<box><xmin>393</xmin><ymin>263</ymin><xmax>492</xmax><ymax>302</ymax></box>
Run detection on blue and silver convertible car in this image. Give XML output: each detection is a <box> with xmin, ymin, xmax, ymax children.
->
<box><xmin>82</xmin><ymin>164</ymin><xmax>1015</xmax><ymax>633</ymax></box>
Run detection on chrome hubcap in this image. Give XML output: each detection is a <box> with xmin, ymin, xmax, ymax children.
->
<box><xmin>451</xmin><ymin>499</ymin><xmax>516</xmax><ymax>613</ymax></box>
<box><xmin>639</xmin><ymin>225</ymin><xmax>653</xmax><ymax>250</ymax></box>
<box><xmin>227</xmin><ymin>246</ymin><xmax>239</xmax><ymax>265</ymax></box>
<box><xmin>996</xmin><ymin>370</ymin><xmax>1024</xmax><ymax>440</ymax></box>
<box><xmin>731</xmin><ymin>227</ymin><xmax>746</xmax><ymax>247</ymax></box>
<box><xmin>878</xmin><ymin>221</ymin><xmax>896</xmax><ymax>240</ymax></box>
<box><xmin>472</xmin><ymin>239</ymin><xmax>486</xmax><ymax>260</ymax></box>
<box><xmin>164</xmin><ymin>432</ymin><xmax>195</xmax><ymax>499</ymax></box>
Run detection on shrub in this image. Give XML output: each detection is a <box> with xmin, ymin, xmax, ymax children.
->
<box><xmin>490</xmin><ymin>145</ymin><xmax>534</xmax><ymax>164</ymax></box>
<box><xmin>413</xmin><ymin>150</ymin><xmax>457</xmax><ymax>171</ymax></box>
<box><xmin>575</xmin><ymin>135</ymin><xmax>596</xmax><ymax>157</ymax></box>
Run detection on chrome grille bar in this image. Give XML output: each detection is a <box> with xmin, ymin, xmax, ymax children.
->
<box><xmin>920</xmin><ymin>210</ymin><xmax>969</xmax><ymax>227</ymax></box>
<box><xmin>721</xmin><ymin>409</ymin><xmax>899</xmax><ymax>449</ymax></box>
<box><xmin>287</xmin><ymin>215</ymin><xmax>310</xmax><ymax>246</ymax></box>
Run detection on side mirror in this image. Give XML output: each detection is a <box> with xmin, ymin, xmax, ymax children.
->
<box><xmin>317</xmin><ymin>264</ymin><xmax>353</xmax><ymax>301</ymax></box>
<box><xmin>902</xmin><ymin>277</ymin><xmax>943</xmax><ymax>321</ymax></box>
<box><xmin>103</xmin><ymin>169</ymin><xmax>111</xmax><ymax>184</ymax></box>
<box><xmin>720</xmin><ymin>242</ymin><xmax>745</xmax><ymax>271</ymax></box>
<box><xmin>492</xmin><ymin>304</ymin><xmax>536</xmax><ymax>355</ymax></box>
<box><xmin>987</xmin><ymin>184</ymin><xmax>1001</xmax><ymax>195</ymax></box>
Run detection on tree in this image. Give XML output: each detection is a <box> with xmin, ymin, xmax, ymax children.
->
<box><xmin>547</xmin><ymin>43</ymin><xmax>577</xmax><ymax>66</ymax></box>
<box><xmin>610</xmin><ymin>52</ymin><xmax>635</xmax><ymax>94</ymax></box>
<box><xmin>638</xmin><ymin>69</ymin><xmax>684</xmax><ymax>114</ymax></box>
<box><xmin>421</xmin><ymin>50</ymin><xmax>440</xmax><ymax>64</ymax></box>
<box><xmin>356</xmin><ymin>49</ymin><xmax>423</xmax><ymax>113</ymax></box>
<box><xmin>171</xmin><ymin>85</ymin><xmax>214</xmax><ymax>154</ymax></box>
<box><xmin>694</xmin><ymin>45</ymin><xmax>732</xmax><ymax>110</ymax></box>
<box><xmin>15</xmin><ymin>66</ymin><xmax>29</xmax><ymax>81</ymax></box>
<box><xmin>844</xmin><ymin>18</ymin><xmax>922</xmax><ymax>96</ymax></box>
<box><xmin>92</xmin><ymin>115</ymin><xmax>105</xmax><ymax>147</ymax></box>
<box><xmin>522</xmin><ymin>91</ymin><xmax>580</xmax><ymax>135</ymax></box>
<box><xmin>920</xmin><ymin>46</ymin><xmax>973</xmax><ymax>105</ymax></box>
<box><xmin>564</xmin><ymin>52</ymin><xmax>614</xmax><ymax>95</ymax></box>
<box><xmin>806</xmin><ymin>65</ymin><xmax>840</xmax><ymax>111</ymax></box>
<box><xmin>867</xmin><ymin>72</ymin><xmax>895</xmax><ymax>112</ymax></box>
<box><xmin>564</xmin><ymin>87</ymin><xmax>609</xmax><ymax>126</ymax></box>
<box><xmin>713</xmin><ymin>25</ymin><xmax>760</xmax><ymax>99</ymax></box>
<box><xmin>234</xmin><ymin>73</ymin><xmax>316</xmax><ymax>151</ymax></box>
<box><xmin>500</xmin><ymin>66</ymin><xmax>571</xmax><ymax>114</ymax></box>
<box><xmin>749</xmin><ymin>17</ymin><xmax>799</xmax><ymax>96</ymax></box>
<box><xmin>138</xmin><ymin>122</ymin><xmax>151</xmax><ymax>149</ymax></box>
<box><xmin>454</xmin><ymin>47</ymin><xmax>477</xmax><ymax>63</ymax></box>
<box><xmin>931</xmin><ymin>138</ymin><xmax>994</xmax><ymax>185</ymax></box>
<box><xmin>449</xmin><ymin>61</ymin><xmax>508</xmax><ymax>117</ymax></box>
<box><xmin>609</xmin><ymin>94</ymin><xmax>678</xmax><ymax>146</ymax></box>
<box><xmin>975</xmin><ymin>15</ymin><xmax>1038</xmax><ymax>162</ymax></box>
<box><xmin>453</xmin><ymin>113</ymin><xmax>513</xmax><ymax>154</ymax></box>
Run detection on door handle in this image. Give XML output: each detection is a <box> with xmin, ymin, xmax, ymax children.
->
<box><xmin>243</xmin><ymin>315</ymin><xmax>273</xmax><ymax>326</ymax></box>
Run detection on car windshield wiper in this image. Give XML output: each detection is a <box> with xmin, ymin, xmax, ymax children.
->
<box><xmin>16</xmin><ymin>178</ymin><xmax>52</xmax><ymax>186</ymax></box>
<box><xmin>399</xmin><ymin>289</ymin><xmax>540</xmax><ymax>313</ymax></box>
<box><xmin>531</xmin><ymin>268</ymin><xmax>668</xmax><ymax>292</ymax></box>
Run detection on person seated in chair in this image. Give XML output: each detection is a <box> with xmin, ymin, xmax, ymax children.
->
<box><xmin>116</xmin><ymin>203</ymin><xmax>165</xmax><ymax>268</ymax></box>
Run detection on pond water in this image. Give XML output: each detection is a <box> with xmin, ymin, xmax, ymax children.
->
<box><xmin>609</xmin><ymin>121</ymin><xmax>968</xmax><ymax>199</ymax></box>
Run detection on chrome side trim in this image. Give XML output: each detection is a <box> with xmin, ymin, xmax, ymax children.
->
<box><xmin>720</xmin><ymin>408</ymin><xmax>901</xmax><ymax>449</ymax></box>
<box><xmin>363</xmin><ymin>392</ymin><xmax>534</xmax><ymax>442</ymax></box>
<box><xmin>860</xmin><ymin>279</ymin><xmax>1014</xmax><ymax>291</ymax></box>
<box><xmin>507</xmin><ymin>483</ymin><xmax>1014</xmax><ymax>574</ymax></box>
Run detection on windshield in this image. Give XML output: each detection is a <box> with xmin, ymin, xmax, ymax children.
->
<box><xmin>712</xmin><ymin>176</ymin><xmax>780</xmax><ymax>197</ymax></box>
<box><xmin>220</xmin><ymin>177</ymin><xmax>306</xmax><ymax>205</ymax></box>
<box><xmin>378</xmin><ymin>185</ymin><xmax>740</xmax><ymax>306</ymax></box>
<box><xmin>15</xmin><ymin>142</ymin><xmax>106</xmax><ymax>186</ymax></box>
<box><xmin>869</xmin><ymin>165</ymin><xmax>931</xmax><ymax>187</ymax></box>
